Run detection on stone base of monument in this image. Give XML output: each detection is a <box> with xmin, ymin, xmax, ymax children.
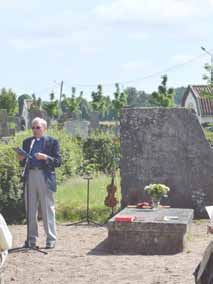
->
<box><xmin>107</xmin><ymin>207</ymin><xmax>194</xmax><ymax>255</ymax></box>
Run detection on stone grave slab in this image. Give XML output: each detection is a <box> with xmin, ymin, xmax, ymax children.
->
<box><xmin>64</xmin><ymin>120</ymin><xmax>89</xmax><ymax>139</ymax></box>
<box><xmin>107</xmin><ymin>207</ymin><xmax>194</xmax><ymax>254</ymax></box>
<box><xmin>0</xmin><ymin>109</ymin><xmax>9</xmax><ymax>137</ymax></box>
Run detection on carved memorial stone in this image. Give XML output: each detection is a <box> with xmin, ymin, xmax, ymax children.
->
<box><xmin>120</xmin><ymin>107</ymin><xmax>213</xmax><ymax>216</ymax></box>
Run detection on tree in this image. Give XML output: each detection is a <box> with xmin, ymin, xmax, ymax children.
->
<box><xmin>126</xmin><ymin>87</ymin><xmax>138</xmax><ymax>106</ymax></box>
<box><xmin>101</xmin><ymin>96</ymin><xmax>113</xmax><ymax>120</ymax></box>
<box><xmin>137</xmin><ymin>90</ymin><xmax>151</xmax><ymax>106</ymax></box>
<box><xmin>91</xmin><ymin>85</ymin><xmax>107</xmax><ymax>116</ymax></box>
<box><xmin>111</xmin><ymin>83</ymin><xmax>128</xmax><ymax>119</ymax></box>
<box><xmin>149</xmin><ymin>75</ymin><xmax>174</xmax><ymax>107</ymax></box>
<box><xmin>79</xmin><ymin>96</ymin><xmax>92</xmax><ymax>120</ymax></box>
<box><xmin>203</xmin><ymin>63</ymin><xmax>213</xmax><ymax>86</ymax></box>
<box><xmin>61</xmin><ymin>92</ymin><xmax>81</xmax><ymax>115</ymax></box>
<box><xmin>174</xmin><ymin>87</ymin><xmax>186</xmax><ymax>105</ymax></box>
<box><xmin>42</xmin><ymin>92</ymin><xmax>59</xmax><ymax>119</ymax></box>
<box><xmin>30</xmin><ymin>93</ymin><xmax>42</xmax><ymax>111</ymax></box>
<box><xmin>0</xmin><ymin>88</ymin><xmax>18</xmax><ymax>115</ymax></box>
<box><xmin>125</xmin><ymin>87</ymin><xmax>150</xmax><ymax>107</ymax></box>
<box><xmin>201</xmin><ymin>62</ymin><xmax>213</xmax><ymax>98</ymax></box>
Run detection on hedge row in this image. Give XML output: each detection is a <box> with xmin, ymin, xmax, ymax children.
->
<box><xmin>0</xmin><ymin>145</ymin><xmax>25</xmax><ymax>223</ymax></box>
<box><xmin>83</xmin><ymin>132</ymin><xmax>120</xmax><ymax>174</ymax></box>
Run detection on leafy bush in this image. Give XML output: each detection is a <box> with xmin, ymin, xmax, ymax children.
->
<box><xmin>82</xmin><ymin>132</ymin><xmax>120</xmax><ymax>174</ymax></box>
<box><xmin>204</xmin><ymin>128</ymin><xmax>213</xmax><ymax>145</ymax></box>
<box><xmin>47</xmin><ymin>129</ymin><xmax>83</xmax><ymax>183</ymax></box>
<box><xmin>0</xmin><ymin>145</ymin><xmax>25</xmax><ymax>223</ymax></box>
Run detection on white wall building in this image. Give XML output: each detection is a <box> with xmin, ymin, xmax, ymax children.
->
<box><xmin>182</xmin><ymin>85</ymin><xmax>213</xmax><ymax>124</ymax></box>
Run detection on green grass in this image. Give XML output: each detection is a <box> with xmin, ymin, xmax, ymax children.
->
<box><xmin>204</xmin><ymin>128</ymin><xmax>213</xmax><ymax>144</ymax></box>
<box><xmin>55</xmin><ymin>173</ymin><xmax>121</xmax><ymax>224</ymax></box>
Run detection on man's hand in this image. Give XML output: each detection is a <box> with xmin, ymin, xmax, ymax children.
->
<box><xmin>35</xmin><ymin>152</ymin><xmax>48</xmax><ymax>160</ymax></box>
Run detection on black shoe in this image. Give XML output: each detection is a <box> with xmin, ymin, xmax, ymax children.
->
<box><xmin>45</xmin><ymin>242</ymin><xmax>55</xmax><ymax>249</ymax></box>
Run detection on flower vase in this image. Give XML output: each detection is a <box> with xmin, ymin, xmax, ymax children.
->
<box><xmin>152</xmin><ymin>198</ymin><xmax>161</xmax><ymax>208</ymax></box>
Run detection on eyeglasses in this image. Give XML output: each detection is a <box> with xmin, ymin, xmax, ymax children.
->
<box><xmin>32</xmin><ymin>126</ymin><xmax>41</xmax><ymax>130</ymax></box>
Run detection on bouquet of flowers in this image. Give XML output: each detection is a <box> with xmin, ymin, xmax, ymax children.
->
<box><xmin>144</xmin><ymin>183</ymin><xmax>170</xmax><ymax>201</ymax></box>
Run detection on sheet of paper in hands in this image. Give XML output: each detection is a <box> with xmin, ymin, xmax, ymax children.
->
<box><xmin>12</xmin><ymin>147</ymin><xmax>32</xmax><ymax>159</ymax></box>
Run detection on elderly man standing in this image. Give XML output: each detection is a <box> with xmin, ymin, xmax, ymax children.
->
<box><xmin>17</xmin><ymin>117</ymin><xmax>61</xmax><ymax>249</ymax></box>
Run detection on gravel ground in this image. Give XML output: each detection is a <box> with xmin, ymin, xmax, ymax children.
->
<box><xmin>1</xmin><ymin>220</ymin><xmax>211</xmax><ymax>284</ymax></box>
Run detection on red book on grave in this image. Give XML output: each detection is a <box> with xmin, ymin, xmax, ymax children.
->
<box><xmin>115</xmin><ymin>216</ymin><xmax>136</xmax><ymax>222</ymax></box>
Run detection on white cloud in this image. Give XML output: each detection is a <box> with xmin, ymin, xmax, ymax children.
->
<box><xmin>0</xmin><ymin>0</ymin><xmax>24</xmax><ymax>8</ymax></box>
<box><xmin>120</xmin><ymin>60</ymin><xmax>155</xmax><ymax>83</ymax></box>
<box><xmin>128</xmin><ymin>32</ymin><xmax>150</xmax><ymax>41</ymax></box>
<box><xmin>122</xmin><ymin>60</ymin><xmax>147</xmax><ymax>72</ymax></box>
<box><xmin>171</xmin><ymin>54</ymin><xmax>192</xmax><ymax>65</ymax></box>
<box><xmin>7</xmin><ymin>8</ymin><xmax>105</xmax><ymax>53</ymax></box>
<box><xmin>9</xmin><ymin>37</ymin><xmax>71</xmax><ymax>49</ymax></box>
<box><xmin>94</xmin><ymin>0</ymin><xmax>210</xmax><ymax>24</ymax></box>
<box><xmin>0</xmin><ymin>0</ymin><xmax>39</xmax><ymax>11</ymax></box>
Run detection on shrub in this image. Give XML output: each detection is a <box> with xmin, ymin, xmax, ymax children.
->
<box><xmin>0</xmin><ymin>145</ymin><xmax>25</xmax><ymax>223</ymax></box>
<box><xmin>82</xmin><ymin>132</ymin><xmax>120</xmax><ymax>174</ymax></box>
<box><xmin>48</xmin><ymin>129</ymin><xmax>83</xmax><ymax>183</ymax></box>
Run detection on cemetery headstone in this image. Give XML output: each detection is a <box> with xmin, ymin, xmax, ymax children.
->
<box><xmin>120</xmin><ymin>107</ymin><xmax>213</xmax><ymax>216</ymax></box>
<box><xmin>64</xmin><ymin>120</ymin><xmax>89</xmax><ymax>139</ymax></box>
<box><xmin>89</xmin><ymin>111</ymin><xmax>99</xmax><ymax>131</ymax></box>
<box><xmin>0</xmin><ymin>110</ymin><xmax>9</xmax><ymax>138</ymax></box>
<box><xmin>28</xmin><ymin>110</ymin><xmax>50</xmax><ymax>128</ymax></box>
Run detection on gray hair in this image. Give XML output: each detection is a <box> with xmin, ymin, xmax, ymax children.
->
<box><xmin>31</xmin><ymin>117</ymin><xmax>47</xmax><ymax>129</ymax></box>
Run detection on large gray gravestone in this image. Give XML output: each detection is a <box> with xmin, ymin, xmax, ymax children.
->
<box><xmin>64</xmin><ymin>120</ymin><xmax>89</xmax><ymax>139</ymax></box>
<box><xmin>107</xmin><ymin>207</ymin><xmax>193</xmax><ymax>254</ymax></box>
<box><xmin>14</xmin><ymin>115</ymin><xmax>22</xmax><ymax>131</ymax></box>
<box><xmin>8</xmin><ymin>115</ymin><xmax>20</xmax><ymax>131</ymax></box>
<box><xmin>89</xmin><ymin>111</ymin><xmax>99</xmax><ymax>131</ymax></box>
<box><xmin>21</xmin><ymin>99</ymin><xmax>31</xmax><ymax>129</ymax></box>
<box><xmin>0</xmin><ymin>110</ymin><xmax>9</xmax><ymax>137</ymax></box>
<box><xmin>120</xmin><ymin>107</ymin><xmax>213</xmax><ymax>216</ymax></box>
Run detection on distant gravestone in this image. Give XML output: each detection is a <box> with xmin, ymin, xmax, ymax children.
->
<box><xmin>14</xmin><ymin>116</ymin><xmax>22</xmax><ymax>131</ymax></box>
<box><xmin>115</xmin><ymin>124</ymin><xmax>120</xmax><ymax>136</ymax></box>
<box><xmin>64</xmin><ymin>120</ymin><xmax>89</xmax><ymax>139</ymax></box>
<box><xmin>21</xmin><ymin>99</ymin><xmax>31</xmax><ymax>129</ymax></box>
<box><xmin>8</xmin><ymin>128</ymin><xmax>15</xmax><ymax>136</ymax></box>
<box><xmin>28</xmin><ymin>110</ymin><xmax>50</xmax><ymax>128</ymax></box>
<box><xmin>89</xmin><ymin>111</ymin><xmax>99</xmax><ymax>131</ymax></box>
<box><xmin>120</xmin><ymin>107</ymin><xmax>213</xmax><ymax>216</ymax></box>
<box><xmin>0</xmin><ymin>110</ymin><xmax>9</xmax><ymax>138</ymax></box>
<box><xmin>8</xmin><ymin>115</ymin><xmax>20</xmax><ymax>132</ymax></box>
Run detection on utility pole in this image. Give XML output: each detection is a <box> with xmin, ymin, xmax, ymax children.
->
<box><xmin>59</xmin><ymin>80</ymin><xmax>63</xmax><ymax>116</ymax></box>
<box><xmin>201</xmin><ymin>46</ymin><xmax>213</xmax><ymax>84</ymax></box>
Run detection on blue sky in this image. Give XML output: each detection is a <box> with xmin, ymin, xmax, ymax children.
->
<box><xmin>0</xmin><ymin>0</ymin><xmax>213</xmax><ymax>101</ymax></box>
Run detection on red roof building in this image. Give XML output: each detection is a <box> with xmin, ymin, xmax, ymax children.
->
<box><xmin>181</xmin><ymin>85</ymin><xmax>213</xmax><ymax>124</ymax></box>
